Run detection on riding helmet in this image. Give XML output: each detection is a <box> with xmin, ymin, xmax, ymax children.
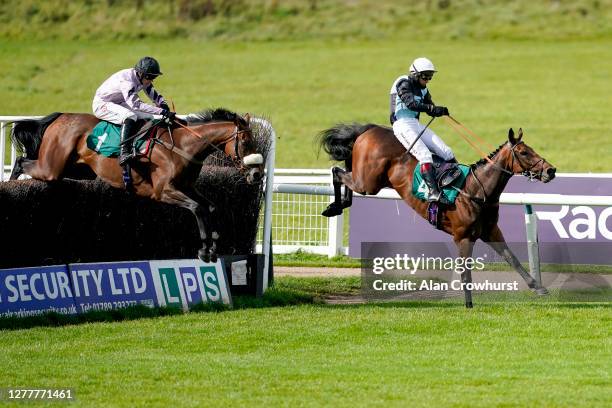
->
<box><xmin>409</xmin><ymin>57</ymin><xmax>436</xmax><ymax>75</ymax></box>
<box><xmin>134</xmin><ymin>56</ymin><xmax>163</xmax><ymax>76</ymax></box>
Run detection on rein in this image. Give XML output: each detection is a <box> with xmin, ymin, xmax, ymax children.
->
<box><xmin>444</xmin><ymin>116</ymin><xmax>499</xmax><ymax>168</ymax></box>
<box><xmin>154</xmin><ymin>120</ymin><xmax>248</xmax><ymax>168</ymax></box>
<box><xmin>442</xmin><ymin>116</ymin><xmax>547</xmax><ymax>205</ymax></box>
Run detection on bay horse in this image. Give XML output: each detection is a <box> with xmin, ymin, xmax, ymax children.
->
<box><xmin>318</xmin><ymin>123</ymin><xmax>556</xmax><ymax>307</ymax></box>
<box><xmin>9</xmin><ymin>108</ymin><xmax>264</xmax><ymax>262</ymax></box>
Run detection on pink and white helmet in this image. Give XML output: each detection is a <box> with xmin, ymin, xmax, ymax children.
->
<box><xmin>409</xmin><ymin>57</ymin><xmax>436</xmax><ymax>74</ymax></box>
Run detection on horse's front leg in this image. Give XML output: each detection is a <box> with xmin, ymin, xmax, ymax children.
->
<box><xmin>183</xmin><ymin>188</ymin><xmax>219</xmax><ymax>263</ymax></box>
<box><xmin>483</xmin><ymin>225</ymin><xmax>548</xmax><ymax>295</ymax></box>
<box><xmin>456</xmin><ymin>238</ymin><xmax>475</xmax><ymax>308</ymax></box>
<box><xmin>206</xmin><ymin>204</ymin><xmax>219</xmax><ymax>262</ymax></box>
<box><xmin>159</xmin><ymin>187</ymin><xmax>212</xmax><ymax>262</ymax></box>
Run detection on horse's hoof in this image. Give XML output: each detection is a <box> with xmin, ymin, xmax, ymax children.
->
<box><xmin>322</xmin><ymin>203</ymin><xmax>343</xmax><ymax>217</ymax></box>
<box><xmin>198</xmin><ymin>249</ymin><xmax>210</xmax><ymax>263</ymax></box>
<box><xmin>465</xmin><ymin>301</ymin><xmax>473</xmax><ymax>309</ymax></box>
<box><xmin>534</xmin><ymin>287</ymin><xmax>549</xmax><ymax>296</ymax></box>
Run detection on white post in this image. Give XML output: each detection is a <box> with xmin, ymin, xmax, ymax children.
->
<box><xmin>327</xmin><ymin>169</ymin><xmax>343</xmax><ymax>258</ymax></box>
<box><xmin>1</xmin><ymin>121</ymin><xmax>6</xmax><ymax>181</ymax></box>
<box><xmin>10</xmin><ymin>126</ymin><xmax>17</xmax><ymax>169</ymax></box>
<box><xmin>256</xmin><ymin>118</ymin><xmax>276</xmax><ymax>292</ymax></box>
<box><xmin>524</xmin><ymin>204</ymin><xmax>541</xmax><ymax>286</ymax></box>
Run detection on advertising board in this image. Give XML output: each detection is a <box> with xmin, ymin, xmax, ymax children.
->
<box><xmin>0</xmin><ymin>259</ymin><xmax>231</xmax><ymax>318</ymax></box>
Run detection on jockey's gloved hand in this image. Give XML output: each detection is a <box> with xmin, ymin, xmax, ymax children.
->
<box><xmin>159</xmin><ymin>102</ymin><xmax>170</xmax><ymax>111</ymax></box>
<box><xmin>161</xmin><ymin>110</ymin><xmax>176</xmax><ymax>121</ymax></box>
<box><xmin>431</xmin><ymin>106</ymin><xmax>449</xmax><ymax>117</ymax></box>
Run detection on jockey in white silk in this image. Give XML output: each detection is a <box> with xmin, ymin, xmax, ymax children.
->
<box><xmin>389</xmin><ymin>57</ymin><xmax>456</xmax><ymax>202</ymax></box>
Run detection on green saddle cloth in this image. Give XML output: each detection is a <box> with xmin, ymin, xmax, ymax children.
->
<box><xmin>86</xmin><ymin>121</ymin><xmax>147</xmax><ymax>158</ymax></box>
<box><xmin>412</xmin><ymin>164</ymin><xmax>470</xmax><ymax>204</ymax></box>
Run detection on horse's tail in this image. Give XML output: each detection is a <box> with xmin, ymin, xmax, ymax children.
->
<box><xmin>317</xmin><ymin>123</ymin><xmax>377</xmax><ymax>162</ymax></box>
<box><xmin>10</xmin><ymin>112</ymin><xmax>63</xmax><ymax>159</ymax></box>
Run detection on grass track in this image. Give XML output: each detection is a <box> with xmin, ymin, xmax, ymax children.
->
<box><xmin>2</xmin><ymin>38</ymin><xmax>612</xmax><ymax>171</ymax></box>
<box><xmin>0</xmin><ymin>278</ymin><xmax>610</xmax><ymax>407</ymax></box>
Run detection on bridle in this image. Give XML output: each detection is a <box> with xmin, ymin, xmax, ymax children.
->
<box><xmin>508</xmin><ymin>141</ymin><xmax>546</xmax><ymax>181</ymax></box>
<box><xmin>467</xmin><ymin>141</ymin><xmax>546</xmax><ymax>205</ymax></box>
<box><xmin>158</xmin><ymin>120</ymin><xmax>252</xmax><ymax>169</ymax></box>
<box><xmin>229</xmin><ymin>126</ymin><xmax>252</xmax><ymax>169</ymax></box>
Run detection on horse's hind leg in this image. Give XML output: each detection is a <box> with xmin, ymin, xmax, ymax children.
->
<box><xmin>20</xmin><ymin>146</ymin><xmax>72</xmax><ymax>181</ymax></box>
<box><xmin>483</xmin><ymin>225</ymin><xmax>548</xmax><ymax>295</ymax></box>
<box><xmin>9</xmin><ymin>157</ymin><xmax>25</xmax><ymax>180</ymax></box>
<box><xmin>322</xmin><ymin>167</ymin><xmax>357</xmax><ymax>217</ymax></box>
<box><xmin>322</xmin><ymin>166</ymin><xmax>347</xmax><ymax>217</ymax></box>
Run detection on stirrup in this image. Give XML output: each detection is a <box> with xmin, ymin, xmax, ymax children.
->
<box><xmin>427</xmin><ymin>190</ymin><xmax>441</xmax><ymax>202</ymax></box>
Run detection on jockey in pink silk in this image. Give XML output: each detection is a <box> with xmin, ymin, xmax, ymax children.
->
<box><xmin>92</xmin><ymin>56</ymin><xmax>175</xmax><ymax>166</ymax></box>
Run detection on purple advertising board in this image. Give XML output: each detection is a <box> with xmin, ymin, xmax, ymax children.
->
<box><xmin>0</xmin><ymin>265</ymin><xmax>78</xmax><ymax>318</ymax></box>
<box><xmin>349</xmin><ymin>174</ymin><xmax>612</xmax><ymax>264</ymax></box>
<box><xmin>69</xmin><ymin>261</ymin><xmax>159</xmax><ymax>314</ymax></box>
<box><xmin>0</xmin><ymin>259</ymin><xmax>231</xmax><ymax>317</ymax></box>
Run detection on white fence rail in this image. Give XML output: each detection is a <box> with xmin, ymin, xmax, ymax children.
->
<box><xmin>256</xmin><ymin>169</ymin><xmax>344</xmax><ymax>257</ymax></box>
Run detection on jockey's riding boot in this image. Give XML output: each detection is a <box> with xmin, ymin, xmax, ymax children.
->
<box><xmin>421</xmin><ymin>163</ymin><xmax>441</xmax><ymax>202</ymax></box>
<box><xmin>447</xmin><ymin>157</ymin><xmax>458</xmax><ymax>164</ymax></box>
<box><xmin>119</xmin><ymin>118</ymin><xmax>136</xmax><ymax>166</ymax></box>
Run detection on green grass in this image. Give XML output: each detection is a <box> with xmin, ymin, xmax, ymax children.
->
<box><xmin>2</xmin><ymin>4</ymin><xmax>611</xmax><ymax>406</ymax></box>
<box><xmin>273</xmin><ymin>252</ymin><xmax>612</xmax><ymax>275</ymax></box>
<box><xmin>275</xmin><ymin>275</ymin><xmax>361</xmax><ymax>296</ymax></box>
<box><xmin>3</xmin><ymin>0</ymin><xmax>612</xmax><ymax>42</ymax></box>
<box><xmin>275</xmin><ymin>250</ymin><xmax>361</xmax><ymax>267</ymax></box>
<box><xmin>2</xmin><ymin>38</ymin><xmax>612</xmax><ymax>171</ymax></box>
<box><xmin>0</xmin><ymin>277</ymin><xmax>610</xmax><ymax>407</ymax></box>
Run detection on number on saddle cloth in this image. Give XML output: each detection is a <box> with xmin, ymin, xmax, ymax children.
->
<box><xmin>412</xmin><ymin>156</ymin><xmax>470</xmax><ymax>205</ymax></box>
<box><xmin>86</xmin><ymin>119</ymin><xmax>157</xmax><ymax>158</ymax></box>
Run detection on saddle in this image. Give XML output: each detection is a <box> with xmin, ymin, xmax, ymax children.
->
<box><xmin>411</xmin><ymin>157</ymin><xmax>470</xmax><ymax>229</ymax></box>
<box><xmin>431</xmin><ymin>155</ymin><xmax>463</xmax><ymax>188</ymax></box>
<box><xmin>86</xmin><ymin>119</ymin><xmax>161</xmax><ymax>159</ymax></box>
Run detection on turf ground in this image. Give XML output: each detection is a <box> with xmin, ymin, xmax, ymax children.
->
<box><xmin>1</xmin><ymin>7</ymin><xmax>611</xmax><ymax>406</ymax></box>
<box><xmin>0</xmin><ymin>276</ymin><xmax>610</xmax><ymax>407</ymax></box>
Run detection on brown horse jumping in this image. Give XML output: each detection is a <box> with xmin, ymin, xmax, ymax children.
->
<box><xmin>10</xmin><ymin>108</ymin><xmax>264</xmax><ymax>261</ymax></box>
<box><xmin>318</xmin><ymin>123</ymin><xmax>556</xmax><ymax>307</ymax></box>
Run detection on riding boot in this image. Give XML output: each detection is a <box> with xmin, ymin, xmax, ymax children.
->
<box><xmin>119</xmin><ymin>118</ymin><xmax>136</xmax><ymax>166</ymax></box>
<box><xmin>421</xmin><ymin>163</ymin><xmax>441</xmax><ymax>202</ymax></box>
<box><xmin>447</xmin><ymin>157</ymin><xmax>458</xmax><ymax>164</ymax></box>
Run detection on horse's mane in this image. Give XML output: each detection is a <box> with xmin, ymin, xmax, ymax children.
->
<box><xmin>191</xmin><ymin>108</ymin><xmax>247</xmax><ymax>127</ymax></box>
<box><xmin>470</xmin><ymin>141</ymin><xmax>509</xmax><ymax>169</ymax></box>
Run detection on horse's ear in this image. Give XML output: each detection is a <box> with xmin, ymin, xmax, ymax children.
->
<box><xmin>508</xmin><ymin>128</ymin><xmax>516</xmax><ymax>144</ymax></box>
<box><xmin>244</xmin><ymin>113</ymin><xmax>251</xmax><ymax>125</ymax></box>
<box><xmin>517</xmin><ymin>128</ymin><xmax>523</xmax><ymax>141</ymax></box>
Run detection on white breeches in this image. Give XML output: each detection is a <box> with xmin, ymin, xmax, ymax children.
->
<box><xmin>92</xmin><ymin>98</ymin><xmax>153</xmax><ymax>125</ymax></box>
<box><xmin>392</xmin><ymin>118</ymin><xmax>454</xmax><ymax>163</ymax></box>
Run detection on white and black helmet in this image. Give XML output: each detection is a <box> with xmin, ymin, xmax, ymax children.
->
<box><xmin>409</xmin><ymin>57</ymin><xmax>436</xmax><ymax>75</ymax></box>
